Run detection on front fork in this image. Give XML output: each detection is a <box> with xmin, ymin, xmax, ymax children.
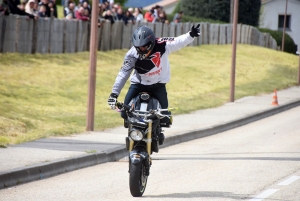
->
<box><xmin>128</xmin><ymin>120</ymin><xmax>152</xmax><ymax>175</ymax></box>
<box><xmin>128</xmin><ymin>120</ymin><xmax>152</xmax><ymax>157</ymax></box>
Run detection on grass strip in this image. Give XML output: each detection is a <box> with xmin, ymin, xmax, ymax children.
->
<box><xmin>0</xmin><ymin>44</ymin><xmax>298</xmax><ymax>145</ymax></box>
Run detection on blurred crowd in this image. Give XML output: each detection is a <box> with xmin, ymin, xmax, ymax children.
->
<box><xmin>0</xmin><ymin>0</ymin><xmax>184</xmax><ymax>24</ymax></box>
<box><xmin>98</xmin><ymin>1</ymin><xmax>171</xmax><ymax>25</ymax></box>
<box><xmin>0</xmin><ymin>0</ymin><xmax>58</xmax><ymax>19</ymax></box>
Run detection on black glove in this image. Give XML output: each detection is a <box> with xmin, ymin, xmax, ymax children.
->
<box><xmin>107</xmin><ymin>93</ymin><xmax>118</xmax><ymax>110</ymax></box>
<box><xmin>189</xmin><ymin>24</ymin><xmax>201</xmax><ymax>38</ymax></box>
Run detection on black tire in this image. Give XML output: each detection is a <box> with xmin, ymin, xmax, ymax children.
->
<box><xmin>129</xmin><ymin>162</ymin><xmax>148</xmax><ymax>197</ymax></box>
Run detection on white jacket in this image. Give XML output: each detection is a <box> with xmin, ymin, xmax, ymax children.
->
<box><xmin>112</xmin><ymin>32</ymin><xmax>194</xmax><ymax>96</ymax></box>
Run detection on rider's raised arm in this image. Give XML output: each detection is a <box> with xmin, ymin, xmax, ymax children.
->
<box><xmin>165</xmin><ymin>32</ymin><xmax>194</xmax><ymax>54</ymax></box>
<box><xmin>112</xmin><ymin>47</ymin><xmax>137</xmax><ymax>96</ymax></box>
<box><xmin>165</xmin><ymin>24</ymin><xmax>201</xmax><ymax>54</ymax></box>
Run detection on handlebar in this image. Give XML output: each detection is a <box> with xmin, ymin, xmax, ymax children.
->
<box><xmin>116</xmin><ymin>101</ymin><xmax>174</xmax><ymax>120</ymax></box>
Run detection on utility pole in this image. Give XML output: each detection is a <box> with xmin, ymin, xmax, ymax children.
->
<box><xmin>296</xmin><ymin>48</ymin><xmax>300</xmax><ymax>85</ymax></box>
<box><xmin>230</xmin><ymin>0</ymin><xmax>234</xmax><ymax>23</ymax></box>
<box><xmin>230</xmin><ymin>0</ymin><xmax>239</xmax><ymax>102</ymax></box>
<box><xmin>86</xmin><ymin>0</ymin><xmax>99</xmax><ymax>131</ymax></box>
<box><xmin>281</xmin><ymin>0</ymin><xmax>288</xmax><ymax>51</ymax></box>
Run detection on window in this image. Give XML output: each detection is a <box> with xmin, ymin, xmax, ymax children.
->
<box><xmin>278</xmin><ymin>15</ymin><xmax>291</xmax><ymax>30</ymax></box>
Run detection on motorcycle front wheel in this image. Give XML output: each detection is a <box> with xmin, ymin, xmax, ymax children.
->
<box><xmin>129</xmin><ymin>161</ymin><xmax>148</xmax><ymax>197</ymax></box>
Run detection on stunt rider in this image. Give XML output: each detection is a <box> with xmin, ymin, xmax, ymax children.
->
<box><xmin>108</xmin><ymin>24</ymin><xmax>201</xmax><ymax>126</ymax></box>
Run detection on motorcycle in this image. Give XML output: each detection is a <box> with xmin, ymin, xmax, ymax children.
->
<box><xmin>116</xmin><ymin>92</ymin><xmax>173</xmax><ymax>197</ymax></box>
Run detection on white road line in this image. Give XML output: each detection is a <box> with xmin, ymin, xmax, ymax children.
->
<box><xmin>277</xmin><ymin>176</ymin><xmax>300</xmax><ymax>186</ymax></box>
<box><xmin>249</xmin><ymin>189</ymin><xmax>279</xmax><ymax>201</ymax></box>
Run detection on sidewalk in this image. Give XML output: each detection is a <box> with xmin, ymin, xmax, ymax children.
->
<box><xmin>1</xmin><ymin>87</ymin><xmax>300</xmax><ymax>189</ymax></box>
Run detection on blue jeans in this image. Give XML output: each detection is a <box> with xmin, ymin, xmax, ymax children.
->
<box><xmin>121</xmin><ymin>83</ymin><xmax>168</xmax><ymax>119</ymax></box>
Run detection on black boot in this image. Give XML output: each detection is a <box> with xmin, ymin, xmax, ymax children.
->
<box><xmin>158</xmin><ymin>133</ymin><xmax>165</xmax><ymax>145</ymax></box>
<box><xmin>124</xmin><ymin>119</ymin><xmax>128</xmax><ymax>128</ymax></box>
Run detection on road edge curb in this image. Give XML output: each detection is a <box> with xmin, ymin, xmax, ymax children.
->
<box><xmin>161</xmin><ymin>99</ymin><xmax>300</xmax><ymax>148</ymax></box>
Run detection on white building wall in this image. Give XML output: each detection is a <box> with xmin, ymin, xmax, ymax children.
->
<box><xmin>260</xmin><ymin>0</ymin><xmax>300</xmax><ymax>51</ymax></box>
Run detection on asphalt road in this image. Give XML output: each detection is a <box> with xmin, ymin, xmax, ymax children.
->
<box><xmin>1</xmin><ymin>106</ymin><xmax>300</xmax><ymax>201</ymax></box>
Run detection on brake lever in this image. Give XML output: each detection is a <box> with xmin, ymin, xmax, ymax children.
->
<box><xmin>156</xmin><ymin>112</ymin><xmax>170</xmax><ymax>119</ymax></box>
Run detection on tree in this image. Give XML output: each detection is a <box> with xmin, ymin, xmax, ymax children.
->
<box><xmin>180</xmin><ymin>0</ymin><xmax>211</xmax><ymax>19</ymax></box>
<box><xmin>238</xmin><ymin>0</ymin><xmax>261</xmax><ymax>26</ymax></box>
<box><xmin>180</xmin><ymin>0</ymin><xmax>261</xmax><ymax>26</ymax></box>
<box><xmin>211</xmin><ymin>0</ymin><xmax>230</xmax><ymax>22</ymax></box>
<box><xmin>114</xmin><ymin>0</ymin><xmax>128</xmax><ymax>6</ymax></box>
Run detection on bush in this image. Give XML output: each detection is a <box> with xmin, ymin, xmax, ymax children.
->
<box><xmin>258</xmin><ymin>28</ymin><xmax>297</xmax><ymax>54</ymax></box>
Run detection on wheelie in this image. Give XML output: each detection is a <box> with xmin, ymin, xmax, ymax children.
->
<box><xmin>108</xmin><ymin>24</ymin><xmax>201</xmax><ymax>197</ymax></box>
<box><xmin>115</xmin><ymin>95</ymin><xmax>173</xmax><ymax>196</ymax></box>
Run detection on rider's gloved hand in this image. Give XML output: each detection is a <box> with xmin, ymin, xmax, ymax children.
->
<box><xmin>189</xmin><ymin>24</ymin><xmax>201</xmax><ymax>38</ymax></box>
<box><xmin>107</xmin><ymin>93</ymin><xmax>118</xmax><ymax>110</ymax></box>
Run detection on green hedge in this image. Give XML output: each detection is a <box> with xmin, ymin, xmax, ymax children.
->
<box><xmin>258</xmin><ymin>28</ymin><xmax>297</xmax><ymax>54</ymax></box>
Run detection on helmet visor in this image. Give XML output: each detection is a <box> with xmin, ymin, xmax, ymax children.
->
<box><xmin>135</xmin><ymin>45</ymin><xmax>148</xmax><ymax>53</ymax></box>
<box><xmin>134</xmin><ymin>41</ymin><xmax>153</xmax><ymax>58</ymax></box>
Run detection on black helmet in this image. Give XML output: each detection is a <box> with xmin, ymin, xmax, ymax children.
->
<box><xmin>132</xmin><ymin>25</ymin><xmax>155</xmax><ymax>59</ymax></box>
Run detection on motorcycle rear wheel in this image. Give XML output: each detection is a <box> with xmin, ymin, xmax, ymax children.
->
<box><xmin>129</xmin><ymin>162</ymin><xmax>148</xmax><ymax>197</ymax></box>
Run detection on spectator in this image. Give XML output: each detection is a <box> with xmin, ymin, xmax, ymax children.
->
<box><xmin>144</xmin><ymin>8</ymin><xmax>154</xmax><ymax>23</ymax></box>
<box><xmin>112</xmin><ymin>2</ymin><xmax>118</xmax><ymax>10</ymax></box>
<box><xmin>159</xmin><ymin>9</ymin><xmax>168</xmax><ymax>24</ymax></box>
<box><xmin>0</xmin><ymin>0</ymin><xmax>10</xmax><ymax>15</ymax></box>
<box><xmin>128</xmin><ymin>7</ymin><xmax>133</xmax><ymax>14</ymax></box>
<box><xmin>100</xmin><ymin>3</ymin><xmax>107</xmax><ymax>16</ymax></box>
<box><xmin>104</xmin><ymin>9</ymin><xmax>114</xmax><ymax>24</ymax></box>
<box><xmin>48</xmin><ymin>0</ymin><xmax>55</xmax><ymax>17</ymax></box>
<box><xmin>104</xmin><ymin>0</ymin><xmax>110</xmax><ymax>10</ymax></box>
<box><xmin>38</xmin><ymin>4</ymin><xmax>47</xmax><ymax>17</ymax></box>
<box><xmin>144</xmin><ymin>9</ymin><xmax>154</xmax><ymax>22</ymax></box>
<box><xmin>98</xmin><ymin>3</ymin><xmax>105</xmax><ymax>27</ymax></box>
<box><xmin>79</xmin><ymin>0</ymin><xmax>87</xmax><ymax>5</ymax></box>
<box><xmin>116</xmin><ymin>7</ymin><xmax>123</xmax><ymax>21</ymax></box>
<box><xmin>128</xmin><ymin>8</ymin><xmax>135</xmax><ymax>21</ymax></box>
<box><xmin>173</xmin><ymin>11</ymin><xmax>183</xmax><ymax>23</ymax></box>
<box><xmin>63</xmin><ymin>0</ymin><xmax>72</xmax><ymax>8</ymax></box>
<box><xmin>124</xmin><ymin>9</ymin><xmax>135</xmax><ymax>25</ymax></box>
<box><xmin>25</xmin><ymin>0</ymin><xmax>37</xmax><ymax>16</ymax></box>
<box><xmin>152</xmin><ymin>5</ymin><xmax>161</xmax><ymax>22</ymax></box>
<box><xmin>75</xmin><ymin>6</ymin><xmax>89</xmax><ymax>21</ymax></box>
<box><xmin>101</xmin><ymin>2</ymin><xmax>107</xmax><ymax>11</ymax></box>
<box><xmin>38</xmin><ymin>0</ymin><xmax>50</xmax><ymax>17</ymax></box>
<box><xmin>83</xmin><ymin>6</ymin><xmax>89</xmax><ymax>17</ymax></box>
<box><xmin>33</xmin><ymin>1</ymin><xmax>38</xmax><ymax>15</ymax></box>
<box><xmin>2</xmin><ymin>0</ymin><xmax>36</xmax><ymax>18</ymax></box>
<box><xmin>110</xmin><ymin>6</ymin><xmax>117</xmax><ymax>21</ymax></box>
<box><xmin>64</xmin><ymin>2</ymin><xmax>75</xmax><ymax>18</ymax></box>
<box><xmin>17</xmin><ymin>1</ymin><xmax>25</xmax><ymax>11</ymax></box>
<box><xmin>98</xmin><ymin>3</ymin><xmax>103</xmax><ymax>17</ymax></box>
<box><xmin>133</xmin><ymin>7</ymin><xmax>143</xmax><ymax>22</ymax></box>
<box><xmin>74</xmin><ymin>1</ymin><xmax>80</xmax><ymax>12</ymax></box>
<box><xmin>50</xmin><ymin>0</ymin><xmax>57</xmax><ymax>18</ymax></box>
<box><xmin>82</xmin><ymin>1</ymin><xmax>90</xmax><ymax>17</ymax></box>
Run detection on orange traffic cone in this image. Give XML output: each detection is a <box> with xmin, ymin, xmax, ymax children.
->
<box><xmin>271</xmin><ymin>89</ymin><xmax>279</xmax><ymax>106</ymax></box>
